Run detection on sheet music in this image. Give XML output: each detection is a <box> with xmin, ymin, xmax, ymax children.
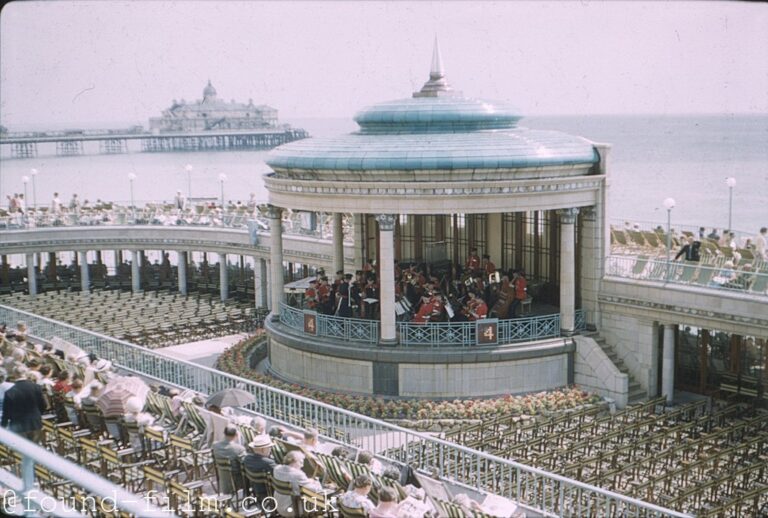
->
<box><xmin>481</xmin><ymin>493</ymin><xmax>519</xmax><ymax>517</ymax></box>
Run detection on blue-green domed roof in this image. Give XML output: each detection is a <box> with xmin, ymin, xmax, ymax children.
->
<box><xmin>267</xmin><ymin>51</ymin><xmax>598</xmax><ymax>174</ymax></box>
<box><xmin>353</xmin><ymin>96</ymin><xmax>523</xmax><ymax>134</ymax></box>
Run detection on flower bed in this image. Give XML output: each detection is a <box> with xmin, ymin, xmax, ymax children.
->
<box><xmin>217</xmin><ymin>333</ymin><xmax>603</xmax><ymax>421</ymax></box>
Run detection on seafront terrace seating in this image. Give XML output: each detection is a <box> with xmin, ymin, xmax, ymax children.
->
<box><xmin>0</xmin><ymin>290</ymin><xmax>264</xmax><ymax>347</ymax></box>
<box><xmin>0</xmin><ymin>307</ymin><xmax>691</xmax><ymax>517</ymax></box>
<box><xmin>0</xmin><ymin>203</ymin><xmax>353</xmax><ymax>241</ymax></box>
<box><xmin>438</xmin><ymin>397</ymin><xmax>768</xmax><ymax>516</ymax></box>
<box><xmin>604</xmin><ymin>255</ymin><xmax>768</xmax><ymax>296</ymax></box>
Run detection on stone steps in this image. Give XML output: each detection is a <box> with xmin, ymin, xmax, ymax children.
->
<box><xmin>591</xmin><ymin>333</ymin><xmax>646</xmax><ymax>404</ymax></box>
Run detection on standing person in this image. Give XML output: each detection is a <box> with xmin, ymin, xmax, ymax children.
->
<box><xmin>1</xmin><ymin>373</ymin><xmax>46</xmax><ymax>443</ymax></box>
<box><xmin>16</xmin><ymin>194</ymin><xmax>25</xmax><ymax>215</ymax></box>
<box><xmin>69</xmin><ymin>194</ymin><xmax>81</xmax><ymax>214</ymax></box>
<box><xmin>335</xmin><ymin>274</ymin><xmax>353</xmax><ymax>317</ymax></box>
<box><xmin>756</xmin><ymin>227</ymin><xmax>767</xmax><ymax>260</ymax></box>
<box><xmin>509</xmin><ymin>270</ymin><xmax>528</xmax><ymax>317</ymax></box>
<box><xmin>174</xmin><ymin>190</ymin><xmax>186</xmax><ymax>211</ymax></box>
<box><xmin>0</xmin><ymin>368</ymin><xmax>14</xmax><ymax>422</ymax></box>
<box><xmin>51</xmin><ymin>192</ymin><xmax>62</xmax><ymax>215</ymax></box>
<box><xmin>674</xmin><ymin>237</ymin><xmax>701</xmax><ymax>262</ymax></box>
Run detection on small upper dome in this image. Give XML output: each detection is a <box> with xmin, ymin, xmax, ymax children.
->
<box><xmin>354</xmin><ymin>96</ymin><xmax>523</xmax><ymax>134</ymax></box>
<box><xmin>203</xmin><ymin>80</ymin><xmax>217</xmax><ymax>100</ymax></box>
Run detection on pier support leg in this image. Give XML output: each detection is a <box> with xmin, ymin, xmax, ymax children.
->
<box><xmin>131</xmin><ymin>250</ymin><xmax>141</xmax><ymax>293</ymax></box>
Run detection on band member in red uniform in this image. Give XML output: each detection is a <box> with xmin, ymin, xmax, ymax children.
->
<box><xmin>305</xmin><ymin>280</ymin><xmax>319</xmax><ymax>310</ymax></box>
<box><xmin>482</xmin><ymin>254</ymin><xmax>496</xmax><ymax>276</ymax></box>
<box><xmin>317</xmin><ymin>276</ymin><xmax>332</xmax><ymax>314</ymax></box>
<box><xmin>362</xmin><ymin>276</ymin><xmax>379</xmax><ymax>319</ymax></box>
<box><xmin>465</xmin><ymin>247</ymin><xmax>480</xmax><ymax>275</ymax></box>
<box><xmin>465</xmin><ymin>291</ymin><xmax>488</xmax><ymax>321</ymax></box>
<box><xmin>412</xmin><ymin>291</ymin><xmax>443</xmax><ymax>324</ymax></box>
<box><xmin>350</xmin><ymin>271</ymin><xmax>364</xmax><ymax>317</ymax></box>
<box><xmin>510</xmin><ymin>270</ymin><xmax>528</xmax><ymax>317</ymax></box>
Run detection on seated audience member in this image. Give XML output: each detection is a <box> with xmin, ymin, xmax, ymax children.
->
<box><xmin>65</xmin><ymin>379</ymin><xmax>85</xmax><ymax>408</ymax></box>
<box><xmin>301</xmin><ymin>427</ymin><xmax>320</xmax><ymax>452</ymax></box>
<box><xmin>26</xmin><ymin>359</ymin><xmax>42</xmax><ymax>382</ymax></box>
<box><xmin>251</xmin><ymin>416</ymin><xmax>267</xmax><ymax>435</ymax></box>
<box><xmin>4</xmin><ymin>348</ymin><xmax>26</xmax><ymax>373</ymax></box>
<box><xmin>80</xmin><ymin>381</ymin><xmax>104</xmax><ymax>407</ymax></box>
<box><xmin>51</xmin><ymin>370</ymin><xmax>71</xmax><ymax>396</ymax></box>
<box><xmin>331</xmin><ymin>446</ymin><xmax>350</xmax><ymax>461</ymax></box>
<box><xmin>370</xmin><ymin>487</ymin><xmax>399</xmax><ymax>518</ymax></box>
<box><xmin>243</xmin><ymin>434</ymin><xmax>277</xmax><ymax>500</ymax></box>
<box><xmin>340</xmin><ymin>474</ymin><xmax>377</xmax><ymax>515</ymax></box>
<box><xmin>268</xmin><ymin>425</ymin><xmax>303</xmax><ymax>444</ymax></box>
<box><xmin>357</xmin><ymin>449</ymin><xmax>383</xmax><ymax>475</ymax></box>
<box><xmin>123</xmin><ymin>396</ymin><xmax>155</xmax><ymax>451</ymax></box>
<box><xmin>272</xmin><ymin>451</ymin><xmax>323</xmax><ymax>518</ymax></box>
<box><xmin>212</xmin><ymin>426</ymin><xmax>246</xmax><ymax>494</ymax></box>
<box><xmin>452</xmin><ymin>493</ymin><xmax>487</xmax><ymax>516</ymax></box>
<box><xmin>37</xmin><ymin>365</ymin><xmax>54</xmax><ymax>390</ymax></box>
<box><xmin>382</xmin><ymin>467</ymin><xmax>424</xmax><ymax>500</ymax></box>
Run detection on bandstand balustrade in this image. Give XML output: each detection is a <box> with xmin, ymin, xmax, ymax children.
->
<box><xmin>278</xmin><ymin>302</ymin><xmax>584</xmax><ymax>347</ymax></box>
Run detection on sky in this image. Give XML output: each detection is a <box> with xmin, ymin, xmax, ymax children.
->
<box><xmin>1</xmin><ymin>1</ymin><xmax>767</xmax><ymax>129</ymax></box>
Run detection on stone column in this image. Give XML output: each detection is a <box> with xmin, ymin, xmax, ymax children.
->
<box><xmin>26</xmin><ymin>253</ymin><xmax>37</xmax><ymax>297</ymax></box>
<box><xmin>662</xmin><ymin>324</ymin><xmax>676</xmax><ymax>404</ymax></box>
<box><xmin>131</xmin><ymin>250</ymin><xmax>141</xmax><ymax>293</ymax></box>
<box><xmin>376</xmin><ymin>214</ymin><xmax>397</xmax><ymax>344</ymax></box>
<box><xmin>353</xmin><ymin>214</ymin><xmax>365</xmax><ymax>270</ymax></box>
<box><xmin>79</xmin><ymin>251</ymin><xmax>89</xmax><ymax>292</ymax></box>
<box><xmin>177</xmin><ymin>251</ymin><xmax>188</xmax><ymax>296</ymax></box>
<box><xmin>333</xmin><ymin>212</ymin><xmax>344</xmax><ymax>275</ymax></box>
<box><xmin>558</xmin><ymin>208</ymin><xmax>579</xmax><ymax>335</ymax></box>
<box><xmin>255</xmin><ymin>258</ymin><xmax>268</xmax><ymax>308</ymax></box>
<box><xmin>267</xmin><ymin>205</ymin><xmax>284</xmax><ymax>316</ymax></box>
<box><xmin>579</xmin><ymin>207</ymin><xmax>601</xmax><ymax>329</ymax></box>
<box><xmin>219</xmin><ymin>253</ymin><xmax>228</xmax><ymax>301</ymax></box>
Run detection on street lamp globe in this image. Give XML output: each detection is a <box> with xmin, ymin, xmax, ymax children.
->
<box><xmin>30</xmin><ymin>168</ymin><xmax>38</xmax><ymax>176</ymax></box>
<box><xmin>21</xmin><ymin>175</ymin><xmax>29</xmax><ymax>184</ymax></box>
<box><xmin>185</xmin><ymin>164</ymin><xmax>193</xmax><ymax>173</ymax></box>
<box><xmin>128</xmin><ymin>173</ymin><xmax>137</xmax><ymax>181</ymax></box>
<box><xmin>218</xmin><ymin>173</ymin><xmax>227</xmax><ymax>182</ymax></box>
<box><xmin>663</xmin><ymin>197</ymin><xmax>676</xmax><ymax>211</ymax></box>
<box><xmin>726</xmin><ymin>177</ymin><xmax>736</xmax><ymax>188</ymax></box>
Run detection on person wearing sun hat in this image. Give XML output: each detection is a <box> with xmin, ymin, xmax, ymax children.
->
<box><xmin>243</xmin><ymin>434</ymin><xmax>276</xmax><ymax>500</ymax></box>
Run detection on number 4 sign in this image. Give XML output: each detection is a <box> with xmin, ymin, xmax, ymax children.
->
<box><xmin>303</xmin><ymin>311</ymin><xmax>318</xmax><ymax>335</ymax></box>
<box><xmin>476</xmin><ymin>319</ymin><xmax>499</xmax><ymax>346</ymax></box>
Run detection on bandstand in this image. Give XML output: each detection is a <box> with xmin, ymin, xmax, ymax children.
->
<box><xmin>263</xmin><ymin>45</ymin><xmax>611</xmax><ymax>398</ymax></box>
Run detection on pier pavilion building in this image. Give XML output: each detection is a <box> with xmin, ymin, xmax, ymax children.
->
<box><xmin>148</xmin><ymin>80</ymin><xmax>278</xmax><ymax>133</ymax></box>
<box><xmin>262</xmin><ymin>46</ymin><xmax>611</xmax><ymax>399</ymax></box>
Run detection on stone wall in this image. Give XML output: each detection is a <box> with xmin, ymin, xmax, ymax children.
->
<box><xmin>573</xmin><ymin>335</ymin><xmax>629</xmax><ymax>408</ymax></box>
<box><xmin>599</xmin><ymin>312</ymin><xmax>658</xmax><ymax>397</ymax></box>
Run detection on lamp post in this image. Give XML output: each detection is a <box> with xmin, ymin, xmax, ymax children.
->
<box><xmin>185</xmin><ymin>164</ymin><xmax>193</xmax><ymax>200</ymax></box>
<box><xmin>30</xmin><ymin>168</ymin><xmax>38</xmax><ymax>210</ymax></box>
<box><xmin>218</xmin><ymin>173</ymin><xmax>227</xmax><ymax>208</ymax></box>
<box><xmin>128</xmin><ymin>173</ymin><xmax>137</xmax><ymax>220</ymax></box>
<box><xmin>663</xmin><ymin>197</ymin><xmax>676</xmax><ymax>281</ymax></box>
<box><xmin>21</xmin><ymin>175</ymin><xmax>29</xmax><ymax>203</ymax></box>
<box><xmin>726</xmin><ymin>177</ymin><xmax>736</xmax><ymax>234</ymax></box>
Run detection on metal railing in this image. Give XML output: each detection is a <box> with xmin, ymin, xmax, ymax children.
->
<box><xmin>0</xmin><ymin>205</ymin><xmax>354</xmax><ymax>242</ymax></box>
<box><xmin>605</xmin><ymin>255</ymin><xmax>768</xmax><ymax>297</ymax></box>
<box><xmin>279</xmin><ymin>303</ymin><xmax>380</xmax><ymax>344</ymax></box>
<box><xmin>0</xmin><ymin>427</ymin><xmax>170</xmax><ymax>517</ymax></box>
<box><xmin>280</xmin><ymin>303</ymin><xmax>584</xmax><ymax>347</ymax></box>
<box><xmin>0</xmin><ymin>304</ymin><xmax>688</xmax><ymax>517</ymax></box>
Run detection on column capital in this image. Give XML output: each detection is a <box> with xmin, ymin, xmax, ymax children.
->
<box><xmin>262</xmin><ymin>204</ymin><xmax>283</xmax><ymax>220</ymax></box>
<box><xmin>375</xmin><ymin>214</ymin><xmax>397</xmax><ymax>231</ymax></box>
<box><xmin>581</xmin><ymin>206</ymin><xmax>597</xmax><ymax>222</ymax></box>
<box><xmin>557</xmin><ymin>207</ymin><xmax>580</xmax><ymax>224</ymax></box>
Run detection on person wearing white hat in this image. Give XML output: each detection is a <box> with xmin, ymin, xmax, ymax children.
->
<box><xmin>243</xmin><ymin>434</ymin><xmax>276</xmax><ymax>500</ymax></box>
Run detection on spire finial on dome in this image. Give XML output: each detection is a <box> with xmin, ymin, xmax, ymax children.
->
<box><xmin>430</xmin><ymin>36</ymin><xmax>444</xmax><ymax>80</ymax></box>
<box><xmin>414</xmin><ymin>37</ymin><xmax>454</xmax><ymax>98</ymax></box>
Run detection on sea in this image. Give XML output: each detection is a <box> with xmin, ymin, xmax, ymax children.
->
<box><xmin>1</xmin><ymin>114</ymin><xmax>766</xmax><ymax>235</ymax></box>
